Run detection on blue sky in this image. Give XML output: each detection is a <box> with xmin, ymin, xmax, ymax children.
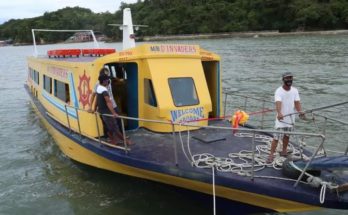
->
<box><xmin>0</xmin><ymin>0</ymin><xmax>137</xmax><ymax>24</ymax></box>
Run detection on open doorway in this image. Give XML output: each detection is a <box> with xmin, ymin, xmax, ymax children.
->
<box><xmin>202</xmin><ymin>61</ymin><xmax>221</xmax><ymax>118</ymax></box>
<box><xmin>104</xmin><ymin>62</ymin><xmax>138</xmax><ymax>130</ymax></box>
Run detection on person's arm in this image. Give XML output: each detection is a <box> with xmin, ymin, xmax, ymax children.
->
<box><xmin>88</xmin><ymin>92</ymin><xmax>96</xmax><ymax>112</ymax></box>
<box><xmin>104</xmin><ymin>95</ymin><xmax>118</xmax><ymax>117</ymax></box>
<box><xmin>295</xmin><ymin>101</ymin><xmax>302</xmax><ymax>112</ymax></box>
<box><xmin>275</xmin><ymin>101</ymin><xmax>283</xmax><ymax>120</ymax></box>
<box><xmin>295</xmin><ymin>100</ymin><xmax>305</xmax><ymax>119</ymax></box>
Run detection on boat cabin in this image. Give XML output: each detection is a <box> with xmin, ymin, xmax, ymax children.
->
<box><xmin>27</xmin><ymin>43</ymin><xmax>221</xmax><ymax>137</ymax></box>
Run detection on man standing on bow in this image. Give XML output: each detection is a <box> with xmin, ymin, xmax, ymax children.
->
<box><xmin>268</xmin><ymin>72</ymin><xmax>304</xmax><ymax>163</ymax></box>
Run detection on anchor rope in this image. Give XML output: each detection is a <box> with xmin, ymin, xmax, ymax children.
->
<box><xmin>292</xmin><ymin>163</ymin><xmax>339</xmax><ymax>204</ymax></box>
<box><xmin>178</xmin><ymin>130</ymin><xmax>340</xmax><ymax>205</ymax></box>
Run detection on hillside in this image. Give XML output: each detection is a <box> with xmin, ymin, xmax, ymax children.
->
<box><xmin>1</xmin><ymin>0</ymin><xmax>348</xmax><ymax>44</ymax></box>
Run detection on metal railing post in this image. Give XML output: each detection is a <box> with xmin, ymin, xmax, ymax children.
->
<box><xmin>322</xmin><ymin>117</ymin><xmax>328</xmax><ymax>156</ymax></box>
<box><xmin>95</xmin><ymin>112</ymin><xmax>102</xmax><ymax>145</ymax></box>
<box><xmin>244</xmin><ymin>97</ymin><xmax>248</xmax><ymax>111</ymax></box>
<box><xmin>224</xmin><ymin>93</ymin><xmax>228</xmax><ymax>118</ymax></box>
<box><xmin>172</xmin><ymin>122</ymin><xmax>178</xmax><ymax>166</ymax></box>
<box><xmin>120</xmin><ymin>118</ymin><xmax>128</xmax><ymax>154</ymax></box>
<box><xmin>75</xmin><ymin>107</ymin><xmax>82</xmax><ymax>140</ymax></box>
<box><xmin>294</xmin><ymin>136</ymin><xmax>326</xmax><ymax>187</ymax></box>
<box><xmin>64</xmin><ymin>105</ymin><xmax>71</xmax><ymax>133</ymax></box>
<box><xmin>251</xmin><ymin>132</ymin><xmax>255</xmax><ymax>181</ymax></box>
<box><xmin>261</xmin><ymin>101</ymin><xmax>265</xmax><ymax>129</ymax></box>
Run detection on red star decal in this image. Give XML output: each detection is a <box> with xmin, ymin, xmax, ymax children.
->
<box><xmin>78</xmin><ymin>70</ymin><xmax>92</xmax><ymax>109</ymax></box>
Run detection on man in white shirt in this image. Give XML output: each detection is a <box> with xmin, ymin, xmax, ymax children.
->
<box><xmin>267</xmin><ymin>72</ymin><xmax>304</xmax><ymax>163</ymax></box>
<box><xmin>95</xmin><ymin>73</ymin><xmax>132</xmax><ymax>146</ymax></box>
<box><xmin>90</xmin><ymin>68</ymin><xmax>118</xmax><ymax>113</ymax></box>
<box><xmin>89</xmin><ymin>68</ymin><xmax>117</xmax><ymax>138</ymax></box>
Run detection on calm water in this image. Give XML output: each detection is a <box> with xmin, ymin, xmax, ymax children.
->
<box><xmin>0</xmin><ymin>35</ymin><xmax>347</xmax><ymax>215</ymax></box>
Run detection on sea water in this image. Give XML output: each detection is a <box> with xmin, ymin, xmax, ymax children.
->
<box><xmin>0</xmin><ymin>35</ymin><xmax>347</xmax><ymax>215</ymax></box>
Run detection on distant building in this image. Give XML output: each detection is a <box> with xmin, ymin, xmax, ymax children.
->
<box><xmin>0</xmin><ymin>39</ymin><xmax>13</xmax><ymax>46</ymax></box>
<box><xmin>65</xmin><ymin>31</ymin><xmax>107</xmax><ymax>43</ymax></box>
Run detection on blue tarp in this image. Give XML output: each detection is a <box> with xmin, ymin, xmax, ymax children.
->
<box><xmin>294</xmin><ymin>155</ymin><xmax>348</xmax><ymax>170</ymax></box>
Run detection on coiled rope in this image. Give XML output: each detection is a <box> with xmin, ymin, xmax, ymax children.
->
<box><xmin>178</xmin><ymin>130</ymin><xmax>339</xmax><ymax>204</ymax></box>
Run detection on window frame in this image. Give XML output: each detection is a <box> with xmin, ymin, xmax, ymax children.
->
<box><xmin>43</xmin><ymin>75</ymin><xmax>52</xmax><ymax>94</ymax></box>
<box><xmin>54</xmin><ymin>79</ymin><xmax>70</xmax><ymax>103</ymax></box>
<box><xmin>168</xmin><ymin>77</ymin><xmax>199</xmax><ymax>107</ymax></box>
<box><xmin>144</xmin><ymin>78</ymin><xmax>157</xmax><ymax>107</ymax></box>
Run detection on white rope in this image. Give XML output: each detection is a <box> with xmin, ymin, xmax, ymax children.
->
<box><xmin>319</xmin><ymin>181</ymin><xmax>339</xmax><ymax>204</ymax></box>
<box><xmin>186</xmin><ymin>132</ymin><xmax>291</xmax><ymax>175</ymax></box>
<box><xmin>187</xmin><ymin>128</ymin><xmax>194</xmax><ymax>158</ymax></box>
<box><xmin>178</xmin><ymin>130</ymin><xmax>340</xmax><ymax>206</ymax></box>
<box><xmin>320</xmin><ymin>182</ymin><xmax>327</xmax><ymax>204</ymax></box>
<box><xmin>178</xmin><ymin>125</ymin><xmax>193</xmax><ymax>163</ymax></box>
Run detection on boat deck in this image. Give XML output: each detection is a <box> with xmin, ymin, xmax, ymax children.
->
<box><xmin>123</xmin><ymin>120</ymin><xmax>348</xmax><ymax>209</ymax></box>
<box><xmin>28</xmin><ymin>84</ymin><xmax>348</xmax><ymax>211</ymax></box>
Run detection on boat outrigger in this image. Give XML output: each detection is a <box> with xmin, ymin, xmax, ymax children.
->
<box><xmin>25</xmin><ymin>8</ymin><xmax>348</xmax><ymax>214</ymax></box>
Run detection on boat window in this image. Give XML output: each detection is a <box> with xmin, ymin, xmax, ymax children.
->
<box><xmin>54</xmin><ymin>80</ymin><xmax>70</xmax><ymax>103</ymax></box>
<box><xmin>110</xmin><ymin>66</ymin><xmax>116</xmax><ymax>78</ymax></box>
<box><xmin>43</xmin><ymin>75</ymin><xmax>52</xmax><ymax>94</ymax></box>
<box><xmin>105</xmin><ymin>64</ymin><xmax>127</xmax><ymax>80</ymax></box>
<box><xmin>29</xmin><ymin>67</ymin><xmax>33</xmax><ymax>79</ymax></box>
<box><xmin>30</xmin><ymin>68</ymin><xmax>40</xmax><ymax>85</ymax></box>
<box><xmin>168</xmin><ymin>78</ymin><xmax>199</xmax><ymax>107</ymax></box>
<box><xmin>144</xmin><ymin>79</ymin><xmax>157</xmax><ymax>107</ymax></box>
<box><xmin>35</xmin><ymin>70</ymin><xmax>39</xmax><ymax>85</ymax></box>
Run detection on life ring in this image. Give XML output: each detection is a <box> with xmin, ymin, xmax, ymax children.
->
<box><xmin>231</xmin><ymin>110</ymin><xmax>249</xmax><ymax>129</ymax></box>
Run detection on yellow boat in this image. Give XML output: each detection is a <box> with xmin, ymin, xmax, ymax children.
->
<box><xmin>25</xmin><ymin>8</ymin><xmax>348</xmax><ymax>214</ymax></box>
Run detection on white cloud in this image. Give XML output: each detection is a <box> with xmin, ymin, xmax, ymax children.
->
<box><xmin>0</xmin><ymin>0</ymin><xmax>138</xmax><ymax>23</ymax></box>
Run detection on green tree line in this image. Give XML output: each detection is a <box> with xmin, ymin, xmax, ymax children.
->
<box><xmin>1</xmin><ymin>0</ymin><xmax>348</xmax><ymax>44</ymax></box>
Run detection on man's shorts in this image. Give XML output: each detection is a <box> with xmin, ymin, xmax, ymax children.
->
<box><xmin>102</xmin><ymin>115</ymin><xmax>119</xmax><ymax>136</ymax></box>
<box><xmin>273</xmin><ymin>127</ymin><xmax>293</xmax><ymax>140</ymax></box>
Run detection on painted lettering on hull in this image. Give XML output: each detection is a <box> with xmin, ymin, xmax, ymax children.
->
<box><xmin>47</xmin><ymin>66</ymin><xmax>68</xmax><ymax>80</ymax></box>
<box><xmin>150</xmin><ymin>45</ymin><xmax>197</xmax><ymax>54</ymax></box>
<box><xmin>170</xmin><ymin>107</ymin><xmax>204</xmax><ymax>123</ymax></box>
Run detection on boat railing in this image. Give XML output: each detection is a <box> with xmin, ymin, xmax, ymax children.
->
<box><xmin>222</xmin><ymin>91</ymin><xmax>275</xmax><ymax>129</ymax></box>
<box><xmin>59</xmin><ymin>104</ymin><xmax>331</xmax><ymax>188</ymax></box>
<box><xmin>222</xmin><ymin>91</ymin><xmax>348</xmax><ymax>155</ymax></box>
<box><xmin>116</xmin><ymin>113</ymin><xmax>328</xmax><ymax>187</ymax></box>
<box><xmin>31</xmin><ymin>29</ymin><xmax>100</xmax><ymax>57</ymax></box>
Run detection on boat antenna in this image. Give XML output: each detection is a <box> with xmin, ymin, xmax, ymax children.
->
<box><xmin>31</xmin><ymin>29</ymin><xmax>99</xmax><ymax>56</ymax></box>
<box><xmin>108</xmin><ymin>8</ymin><xmax>147</xmax><ymax>50</ymax></box>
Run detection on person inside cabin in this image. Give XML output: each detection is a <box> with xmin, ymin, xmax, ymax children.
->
<box><xmin>116</xmin><ymin>64</ymin><xmax>125</xmax><ymax>79</ymax></box>
<box><xmin>89</xmin><ymin>68</ymin><xmax>128</xmax><ymax>142</ymax></box>
<box><xmin>267</xmin><ymin>72</ymin><xmax>305</xmax><ymax>163</ymax></box>
<box><xmin>95</xmin><ymin>73</ymin><xmax>132</xmax><ymax>146</ymax></box>
<box><xmin>114</xmin><ymin>64</ymin><xmax>127</xmax><ymax>114</ymax></box>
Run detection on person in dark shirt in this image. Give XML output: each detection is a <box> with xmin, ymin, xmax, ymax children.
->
<box><xmin>96</xmin><ymin>73</ymin><xmax>131</xmax><ymax>146</ymax></box>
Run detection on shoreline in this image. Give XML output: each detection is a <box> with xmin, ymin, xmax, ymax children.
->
<box><xmin>141</xmin><ymin>29</ymin><xmax>348</xmax><ymax>41</ymax></box>
<box><xmin>7</xmin><ymin>29</ymin><xmax>348</xmax><ymax>46</ymax></box>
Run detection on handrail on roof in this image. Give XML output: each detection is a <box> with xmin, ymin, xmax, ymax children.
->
<box><xmin>31</xmin><ymin>29</ymin><xmax>100</xmax><ymax>57</ymax></box>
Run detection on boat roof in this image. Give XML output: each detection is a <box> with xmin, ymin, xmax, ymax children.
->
<box><xmin>34</xmin><ymin>43</ymin><xmax>220</xmax><ymax>64</ymax></box>
<box><xmin>41</xmin><ymin>55</ymin><xmax>99</xmax><ymax>63</ymax></box>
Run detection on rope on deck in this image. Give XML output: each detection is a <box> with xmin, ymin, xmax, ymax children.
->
<box><xmin>178</xmin><ymin>130</ymin><xmax>339</xmax><ymax>205</ymax></box>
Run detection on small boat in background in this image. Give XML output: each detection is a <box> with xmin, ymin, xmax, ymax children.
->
<box><xmin>25</xmin><ymin>8</ymin><xmax>348</xmax><ymax>214</ymax></box>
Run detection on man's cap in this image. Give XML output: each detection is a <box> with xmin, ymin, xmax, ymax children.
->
<box><xmin>282</xmin><ymin>72</ymin><xmax>293</xmax><ymax>78</ymax></box>
<box><xmin>98</xmin><ymin>73</ymin><xmax>109</xmax><ymax>82</ymax></box>
<box><xmin>99</xmin><ymin>68</ymin><xmax>110</xmax><ymax>76</ymax></box>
